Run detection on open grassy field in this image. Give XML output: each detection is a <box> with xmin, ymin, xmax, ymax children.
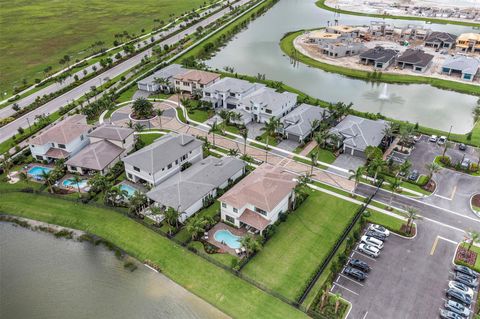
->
<box><xmin>0</xmin><ymin>0</ymin><xmax>206</xmax><ymax>95</ymax></box>
<box><xmin>0</xmin><ymin>191</ymin><xmax>308</xmax><ymax>319</ymax></box>
<box><xmin>241</xmin><ymin>189</ymin><xmax>360</xmax><ymax>300</ymax></box>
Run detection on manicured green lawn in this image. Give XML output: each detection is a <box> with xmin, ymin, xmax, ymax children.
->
<box><xmin>280</xmin><ymin>31</ymin><xmax>480</xmax><ymax>96</ymax></box>
<box><xmin>241</xmin><ymin>189</ymin><xmax>359</xmax><ymax>300</ymax></box>
<box><xmin>138</xmin><ymin>132</ymin><xmax>165</xmax><ymax>146</ymax></box>
<box><xmin>189</xmin><ymin>241</ymin><xmax>239</xmax><ymax>267</ymax></box>
<box><xmin>187</xmin><ymin>108</ymin><xmax>214</xmax><ymax>123</ymax></box>
<box><xmin>0</xmin><ymin>0</ymin><xmax>207</xmax><ymax>95</ymax></box>
<box><xmin>315</xmin><ymin>0</ymin><xmax>480</xmax><ymax>27</ymax></box>
<box><xmin>174</xmin><ymin>201</ymin><xmax>221</xmax><ymax>243</ymax></box>
<box><xmin>366</xmin><ymin>210</ymin><xmax>405</xmax><ymax>234</ymax></box>
<box><xmin>0</xmin><ymin>191</ymin><xmax>307</xmax><ymax>319</ymax></box>
<box><xmin>307</xmin><ymin>147</ymin><xmax>336</xmax><ymax>164</ymax></box>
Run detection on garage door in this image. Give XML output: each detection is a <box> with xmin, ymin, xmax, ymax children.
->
<box><xmin>287</xmin><ymin>133</ymin><xmax>300</xmax><ymax>142</ymax></box>
<box><xmin>344</xmin><ymin>147</ymin><xmax>366</xmax><ymax>159</ymax></box>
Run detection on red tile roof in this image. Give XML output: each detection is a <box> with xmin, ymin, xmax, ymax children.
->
<box><xmin>238</xmin><ymin>208</ymin><xmax>270</xmax><ymax>231</ymax></box>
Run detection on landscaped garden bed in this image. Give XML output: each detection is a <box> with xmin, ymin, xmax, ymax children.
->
<box><xmin>471</xmin><ymin>194</ymin><xmax>480</xmax><ymax>215</ymax></box>
<box><xmin>455</xmin><ymin>243</ymin><xmax>480</xmax><ymax>273</ymax></box>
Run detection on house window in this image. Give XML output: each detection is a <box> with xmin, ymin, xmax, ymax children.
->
<box><xmin>230</xmin><ymin>92</ymin><xmax>235</xmax><ymax>97</ymax></box>
<box><xmin>233</xmin><ymin>208</ymin><xmax>238</xmax><ymax>213</ymax></box>
<box><xmin>167</xmin><ymin>163</ymin><xmax>172</xmax><ymax>169</ymax></box>
<box><xmin>265</xmin><ymin>109</ymin><xmax>272</xmax><ymax>114</ymax></box>
<box><xmin>255</xmin><ymin>207</ymin><xmax>267</xmax><ymax>216</ymax></box>
<box><xmin>205</xmin><ymin>92</ymin><xmax>211</xmax><ymax>96</ymax></box>
<box><xmin>245</xmin><ymin>107</ymin><xmax>250</xmax><ymax>110</ymax></box>
<box><xmin>127</xmin><ymin>173</ymin><xmax>132</xmax><ymax>179</ymax></box>
<box><xmin>222</xmin><ymin>202</ymin><xmax>227</xmax><ymax>208</ymax></box>
<box><xmin>175</xmin><ymin>80</ymin><xmax>180</xmax><ymax>85</ymax></box>
<box><xmin>133</xmin><ymin>166</ymin><xmax>140</xmax><ymax>172</ymax></box>
<box><xmin>225</xmin><ymin>215</ymin><xmax>235</xmax><ymax>223</ymax></box>
<box><xmin>70</xmin><ymin>166</ymin><xmax>77</xmax><ymax>170</ymax></box>
<box><xmin>58</xmin><ymin>144</ymin><xmax>66</xmax><ymax>149</ymax></box>
<box><xmin>36</xmin><ymin>155</ymin><xmax>43</xmax><ymax>160</ymax></box>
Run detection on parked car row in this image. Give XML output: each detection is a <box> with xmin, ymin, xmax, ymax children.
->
<box><xmin>440</xmin><ymin>265</ymin><xmax>479</xmax><ymax>319</ymax></box>
<box><xmin>342</xmin><ymin>224</ymin><xmax>390</xmax><ymax>282</ymax></box>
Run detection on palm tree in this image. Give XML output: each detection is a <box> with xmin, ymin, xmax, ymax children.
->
<box><xmin>105</xmin><ymin>185</ymin><xmax>128</xmax><ymax>206</ymax></box>
<box><xmin>239</xmin><ymin>234</ymin><xmax>262</xmax><ymax>257</ymax></box>
<box><xmin>1</xmin><ymin>152</ymin><xmax>12</xmax><ymax>178</ymax></box>
<box><xmin>70</xmin><ymin>175</ymin><xmax>83</xmax><ymax>198</ymax></box>
<box><xmin>129</xmin><ymin>191</ymin><xmax>147</xmax><ymax>216</ymax></box>
<box><xmin>40</xmin><ymin>170</ymin><xmax>54</xmax><ymax>193</ymax></box>
<box><xmin>348</xmin><ymin>166</ymin><xmax>366</xmax><ymax>196</ymax></box>
<box><xmin>163</xmin><ymin>207</ymin><xmax>181</xmax><ymax>232</ymax></box>
<box><xmin>319</xmin><ymin>283</ymin><xmax>332</xmax><ymax>311</ymax></box>
<box><xmin>442</xmin><ymin>141</ymin><xmax>452</xmax><ymax>158</ymax></box>
<box><xmin>229</xmin><ymin>148</ymin><xmax>239</xmax><ymax>156</ymax></box>
<box><xmin>18</xmin><ymin>172</ymin><xmax>29</xmax><ymax>184</ymax></box>
<box><xmin>156</xmin><ymin>109</ymin><xmax>163</xmax><ymax>129</ymax></box>
<box><xmin>382</xmin><ymin>123</ymin><xmax>395</xmax><ymax>144</ymax></box>
<box><xmin>314</xmin><ymin>128</ymin><xmax>330</xmax><ymax>151</ymax></box>
<box><xmin>240</xmin><ymin>128</ymin><xmax>249</xmax><ymax>156</ymax></box>
<box><xmin>388</xmin><ymin>177</ymin><xmax>402</xmax><ymax>209</ymax></box>
<box><xmin>368</xmin><ymin>157</ymin><xmax>386</xmax><ymax>184</ymax></box>
<box><xmin>398</xmin><ymin>160</ymin><xmax>412</xmax><ymax>180</ymax></box>
<box><xmin>405</xmin><ymin>207</ymin><xmax>421</xmax><ymax>234</ymax></box>
<box><xmin>425</xmin><ymin>162</ymin><xmax>442</xmax><ymax>182</ymax></box>
<box><xmin>398</xmin><ymin>126</ymin><xmax>413</xmax><ymax>152</ymax></box>
<box><xmin>365</xmin><ymin>146</ymin><xmax>383</xmax><ymax>161</ymax></box>
<box><xmin>209</xmin><ymin>121</ymin><xmax>220</xmax><ymax>147</ymax></box>
<box><xmin>260</xmin><ymin>117</ymin><xmax>281</xmax><ymax>163</ymax></box>
<box><xmin>185</xmin><ymin>214</ymin><xmax>208</xmax><ymax>240</ymax></box>
<box><xmin>465</xmin><ymin>230</ymin><xmax>480</xmax><ymax>252</ymax></box>
<box><xmin>218</xmin><ymin>109</ymin><xmax>231</xmax><ymax>132</ymax></box>
<box><xmin>133</xmin><ymin>122</ymin><xmax>144</xmax><ymax>132</ymax></box>
<box><xmin>309</xmin><ymin>151</ymin><xmax>318</xmax><ymax>175</ymax></box>
<box><xmin>333</xmin><ymin>293</ymin><xmax>342</xmax><ymax>314</ymax></box>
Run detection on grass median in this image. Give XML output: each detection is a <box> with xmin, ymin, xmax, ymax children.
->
<box><xmin>0</xmin><ymin>191</ymin><xmax>308</xmax><ymax>319</ymax></box>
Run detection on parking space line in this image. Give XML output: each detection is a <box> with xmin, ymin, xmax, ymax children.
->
<box><xmin>434</xmin><ymin>194</ymin><xmax>452</xmax><ymax>201</ymax></box>
<box><xmin>338</xmin><ymin>274</ymin><xmax>365</xmax><ymax>287</ymax></box>
<box><xmin>362</xmin><ymin>311</ymin><xmax>368</xmax><ymax>319</ymax></box>
<box><xmin>430</xmin><ymin>236</ymin><xmax>439</xmax><ymax>255</ymax></box>
<box><xmin>438</xmin><ymin>236</ymin><xmax>458</xmax><ymax>245</ymax></box>
<box><xmin>332</xmin><ymin>283</ymin><xmax>359</xmax><ymax>296</ymax></box>
<box><xmin>353</xmin><ymin>250</ymin><xmax>377</xmax><ymax>262</ymax></box>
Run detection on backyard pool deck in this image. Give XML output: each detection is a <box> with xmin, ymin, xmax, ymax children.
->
<box><xmin>207</xmin><ymin>222</ymin><xmax>248</xmax><ymax>256</ymax></box>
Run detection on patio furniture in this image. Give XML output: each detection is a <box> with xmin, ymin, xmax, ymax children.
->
<box><xmin>235</xmin><ymin>249</ymin><xmax>242</xmax><ymax>255</ymax></box>
<box><xmin>241</xmin><ymin>247</ymin><xmax>246</xmax><ymax>254</ymax></box>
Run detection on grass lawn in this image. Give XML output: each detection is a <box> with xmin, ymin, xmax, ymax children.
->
<box><xmin>187</xmin><ymin>108</ymin><xmax>214</xmax><ymax>123</ymax></box>
<box><xmin>189</xmin><ymin>241</ymin><xmax>240</xmax><ymax>267</ymax></box>
<box><xmin>280</xmin><ymin>31</ymin><xmax>480</xmax><ymax>96</ymax></box>
<box><xmin>138</xmin><ymin>132</ymin><xmax>165</xmax><ymax>146</ymax></box>
<box><xmin>241</xmin><ymin>189</ymin><xmax>360</xmax><ymax>300</ymax></box>
<box><xmin>366</xmin><ymin>210</ymin><xmax>405</xmax><ymax>234</ymax></box>
<box><xmin>307</xmin><ymin>147</ymin><xmax>336</xmax><ymax>164</ymax></box>
<box><xmin>0</xmin><ymin>191</ymin><xmax>308</xmax><ymax>319</ymax></box>
<box><xmin>315</xmin><ymin>0</ymin><xmax>480</xmax><ymax>27</ymax></box>
<box><xmin>0</xmin><ymin>0</ymin><xmax>207</xmax><ymax>95</ymax></box>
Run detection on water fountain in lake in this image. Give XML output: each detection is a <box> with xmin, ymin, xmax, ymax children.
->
<box><xmin>378</xmin><ymin>83</ymin><xmax>390</xmax><ymax>100</ymax></box>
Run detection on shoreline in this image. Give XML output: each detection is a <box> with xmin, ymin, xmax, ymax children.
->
<box><xmin>280</xmin><ymin>30</ymin><xmax>480</xmax><ymax>97</ymax></box>
<box><xmin>315</xmin><ymin>0</ymin><xmax>480</xmax><ymax>28</ymax></box>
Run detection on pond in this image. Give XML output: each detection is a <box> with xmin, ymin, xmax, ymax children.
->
<box><xmin>206</xmin><ymin>0</ymin><xmax>479</xmax><ymax>133</ymax></box>
<box><xmin>0</xmin><ymin>222</ymin><xmax>228</xmax><ymax>319</ymax></box>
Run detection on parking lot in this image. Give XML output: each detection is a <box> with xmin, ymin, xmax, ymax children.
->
<box><xmin>408</xmin><ymin>135</ymin><xmax>479</xmax><ymax>176</ymax></box>
<box><xmin>332</xmin><ymin>223</ymin><xmax>464</xmax><ymax>319</ymax></box>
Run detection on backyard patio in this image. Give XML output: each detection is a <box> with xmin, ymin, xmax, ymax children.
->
<box><xmin>206</xmin><ymin>222</ymin><xmax>249</xmax><ymax>257</ymax></box>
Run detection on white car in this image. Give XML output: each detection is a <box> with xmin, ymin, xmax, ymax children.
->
<box><xmin>429</xmin><ymin>135</ymin><xmax>438</xmax><ymax>142</ymax></box>
<box><xmin>361</xmin><ymin>235</ymin><xmax>384</xmax><ymax>250</ymax></box>
<box><xmin>368</xmin><ymin>224</ymin><xmax>390</xmax><ymax>237</ymax></box>
<box><xmin>437</xmin><ymin>136</ymin><xmax>447</xmax><ymax>145</ymax></box>
<box><xmin>448</xmin><ymin>280</ymin><xmax>474</xmax><ymax>298</ymax></box>
<box><xmin>358</xmin><ymin>243</ymin><xmax>380</xmax><ymax>258</ymax></box>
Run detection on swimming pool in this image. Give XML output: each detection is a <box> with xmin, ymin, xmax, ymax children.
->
<box><xmin>214</xmin><ymin>230</ymin><xmax>242</xmax><ymax>249</ymax></box>
<box><xmin>62</xmin><ymin>178</ymin><xmax>88</xmax><ymax>189</ymax></box>
<box><xmin>27</xmin><ymin>166</ymin><xmax>52</xmax><ymax>177</ymax></box>
<box><xmin>119</xmin><ymin>184</ymin><xmax>137</xmax><ymax>198</ymax></box>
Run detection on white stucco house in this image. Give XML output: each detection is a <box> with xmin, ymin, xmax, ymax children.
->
<box><xmin>147</xmin><ymin>156</ymin><xmax>246</xmax><ymax>222</ymax></box>
<box><xmin>137</xmin><ymin>64</ymin><xmax>187</xmax><ymax>93</ymax></box>
<box><xmin>122</xmin><ymin>133</ymin><xmax>203</xmax><ymax>186</ymax></box>
<box><xmin>29</xmin><ymin>114</ymin><xmax>91</xmax><ymax>162</ymax></box>
<box><xmin>219</xmin><ymin>164</ymin><xmax>297</xmax><ymax>235</ymax></box>
<box><xmin>173</xmin><ymin>69</ymin><xmax>220</xmax><ymax>94</ymax></box>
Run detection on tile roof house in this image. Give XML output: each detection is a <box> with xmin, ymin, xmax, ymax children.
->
<box><xmin>147</xmin><ymin>156</ymin><xmax>246</xmax><ymax>222</ymax></box>
<box><xmin>122</xmin><ymin>133</ymin><xmax>203</xmax><ymax>186</ymax></box>
<box><xmin>137</xmin><ymin>64</ymin><xmax>187</xmax><ymax>92</ymax></box>
<box><xmin>396</xmin><ymin>49</ymin><xmax>434</xmax><ymax>73</ymax></box>
<box><xmin>329</xmin><ymin>115</ymin><xmax>388</xmax><ymax>158</ymax></box>
<box><xmin>219</xmin><ymin>164</ymin><xmax>297</xmax><ymax>234</ymax></box>
<box><xmin>29</xmin><ymin>114</ymin><xmax>91</xmax><ymax>162</ymax></box>
<box><xmin>66</xmin><ymin>125</ymin><xmax>135</xmax><ymax>175</ymax></box>
<box><xmin>359</xmin><ymin>46</ymin><xmax>398</xmax><ymax>70</ymax></box>
<box><xmin>442</xmin><ymin>55</ymin><xmax>480</xmax><ymax>82</ymax></box>
<box><xmin>174</xmin><ymin>69</ymin><xmax>220</xmax><ymax>94</ymax></box>
<box><xmin>239</xmin><ymin>87</ymin><xmax>298</xmax><ymax>123</ymax></box>
<box><xmin>279</xmin><ymin>103</ymin><xmax>329</xmax><ymax>143</ymax></box>
<box><xmin>424</xmin><ymin>31</ymin><xmax>457</xmax><ymax>49</ymax></box>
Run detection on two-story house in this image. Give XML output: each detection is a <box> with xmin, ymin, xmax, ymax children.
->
<box><xmin>201</xmin><ymin>77</ymin><xmax>265</xmax><ymax>109</ymax></box>
<box><xmin>66</xmin><ymin>125</ymin><xmax>135</xmax><ymax>175</ymax></box>
<box><xmin>29</xmin><ymin>114</ymin><xmax>91</xmax><ymax>162</ymax></box>
<box><xmin>239</xmin><ymin>87</ymin><xmax>298</xmax><ymax>123</ymax></box>
<box><xmin>137</xmin><ymin>64</ymin><xmax>187</xmax><ymax>93</ymax></box>
<box><xmin>173</xmin><ymin>70</ymin><xmax>220</xmax><ymax>94</ymax></box>
<box><xmin>122</xmin><ymin>133</ymin><xmax>203</xmax><ymax>186</ymax></box>
<box><xmin>219</xmin><ymin>164</ymin><xmax>297</xmax><ymax>235</ymax></box>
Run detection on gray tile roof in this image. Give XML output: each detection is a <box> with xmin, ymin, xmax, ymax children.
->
<box><xmin>203</xmin><ymin>77</ymin><xmax>261</xmax><ymax>95</ymax></box>
<box><xmin>137</xmin><ymin>64</ymin><xmax>187</xmax><ymax>86</ymax></box>
<box><xmin>122</xmin><ymin>133</ymin><xmax>203</xmax><ymax>174</ymax></box>
<box><xmin>425</xmin><ymin>31</ymin><xmax>457</xmax><ymax>44</ymax></box>
<box><xmin>88</xmin><ymin>124</ymin><xmax>134</xmax><ymax>141</ymax></box>
<box><xmin>360</xmin><ymin>46</ymin><xmax>398</xmax><ymax>63</ymax></box>
<box><xmin>397</xmin><ymin>49</ymin><xmax>433</xmax><ymax>67</ymax></box>
<box><xmin>66</xmin><ymin>140</ymin><xmax>124</xmax><ymax>171</ymax></box>
<box><xmin>281</xmin><ymin>104</ymin><xmax>328</xmax><ymax>137</ymax></box>
<box><xmin>330</xmin><ymin>115</ymin><xmax>388</xmax><ymax>151</ymax></box>
<box><xmin>146</xmin><ymin>156</ymin><xmax>245</xmax><ymax>211</ymax></box>
<box><xmin>30</xmin><ymin>114</ymin><xmax>91</xmax><ymax>145</ymax></box>
<box><xmin>443</xmin><ymin>55</ymin><xmax>480</xmax><ymax>75</ymax></box>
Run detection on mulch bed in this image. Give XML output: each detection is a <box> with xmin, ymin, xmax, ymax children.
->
<box><xmin>472</xmin><ymin>194</ymin><xmax>480</xmax><ymax>209</ymax></box>
<box><xmin>400</xmin><ymin>224</ymin><xmax>416</xmax><ymax>237</ymax></box>
<box><xmin>455</xmin><ymin>245</ymin><xmax>477</xmax><ymax>266</ymax></box>
<box><xmin>423</xmin><ymin>179</ymin><xmax>436</xmax><ymax>193</ymax></box>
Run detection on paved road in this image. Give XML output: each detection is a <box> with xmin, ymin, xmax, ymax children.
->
<box><xmin>0</xmin><ymin>0</ymin><xmax>251</xmax><ymax>144</ymax></box>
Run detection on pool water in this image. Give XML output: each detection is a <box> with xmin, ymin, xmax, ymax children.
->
<box><xmin>62</xmin><ymin>178</ymin><xmax>88</xmax><ymax>189</ymax></box>
<box><xmin>119</xmin><ymin>184</ymin><xmax>137</xmax><ymax>198</ymax></box>
<box><xmin>214</xmin><ymin>230</ymin><xmax>242</xmax><ymax>249</ymax></box>
<box><xmin>27</xmin><ymin>166</ymin><xmax>52</xmax><ymax>177</ymax></box>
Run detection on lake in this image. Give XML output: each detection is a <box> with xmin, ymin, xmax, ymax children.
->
<box><xmin>0</xmin><ymin>222</ymin><xmax>228</xmax><ymax>319</ymax></box>
<box><xmin>206</xmin><ymin>0</ymin><xmax>479</xmax><ymax>133</ymax></box>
